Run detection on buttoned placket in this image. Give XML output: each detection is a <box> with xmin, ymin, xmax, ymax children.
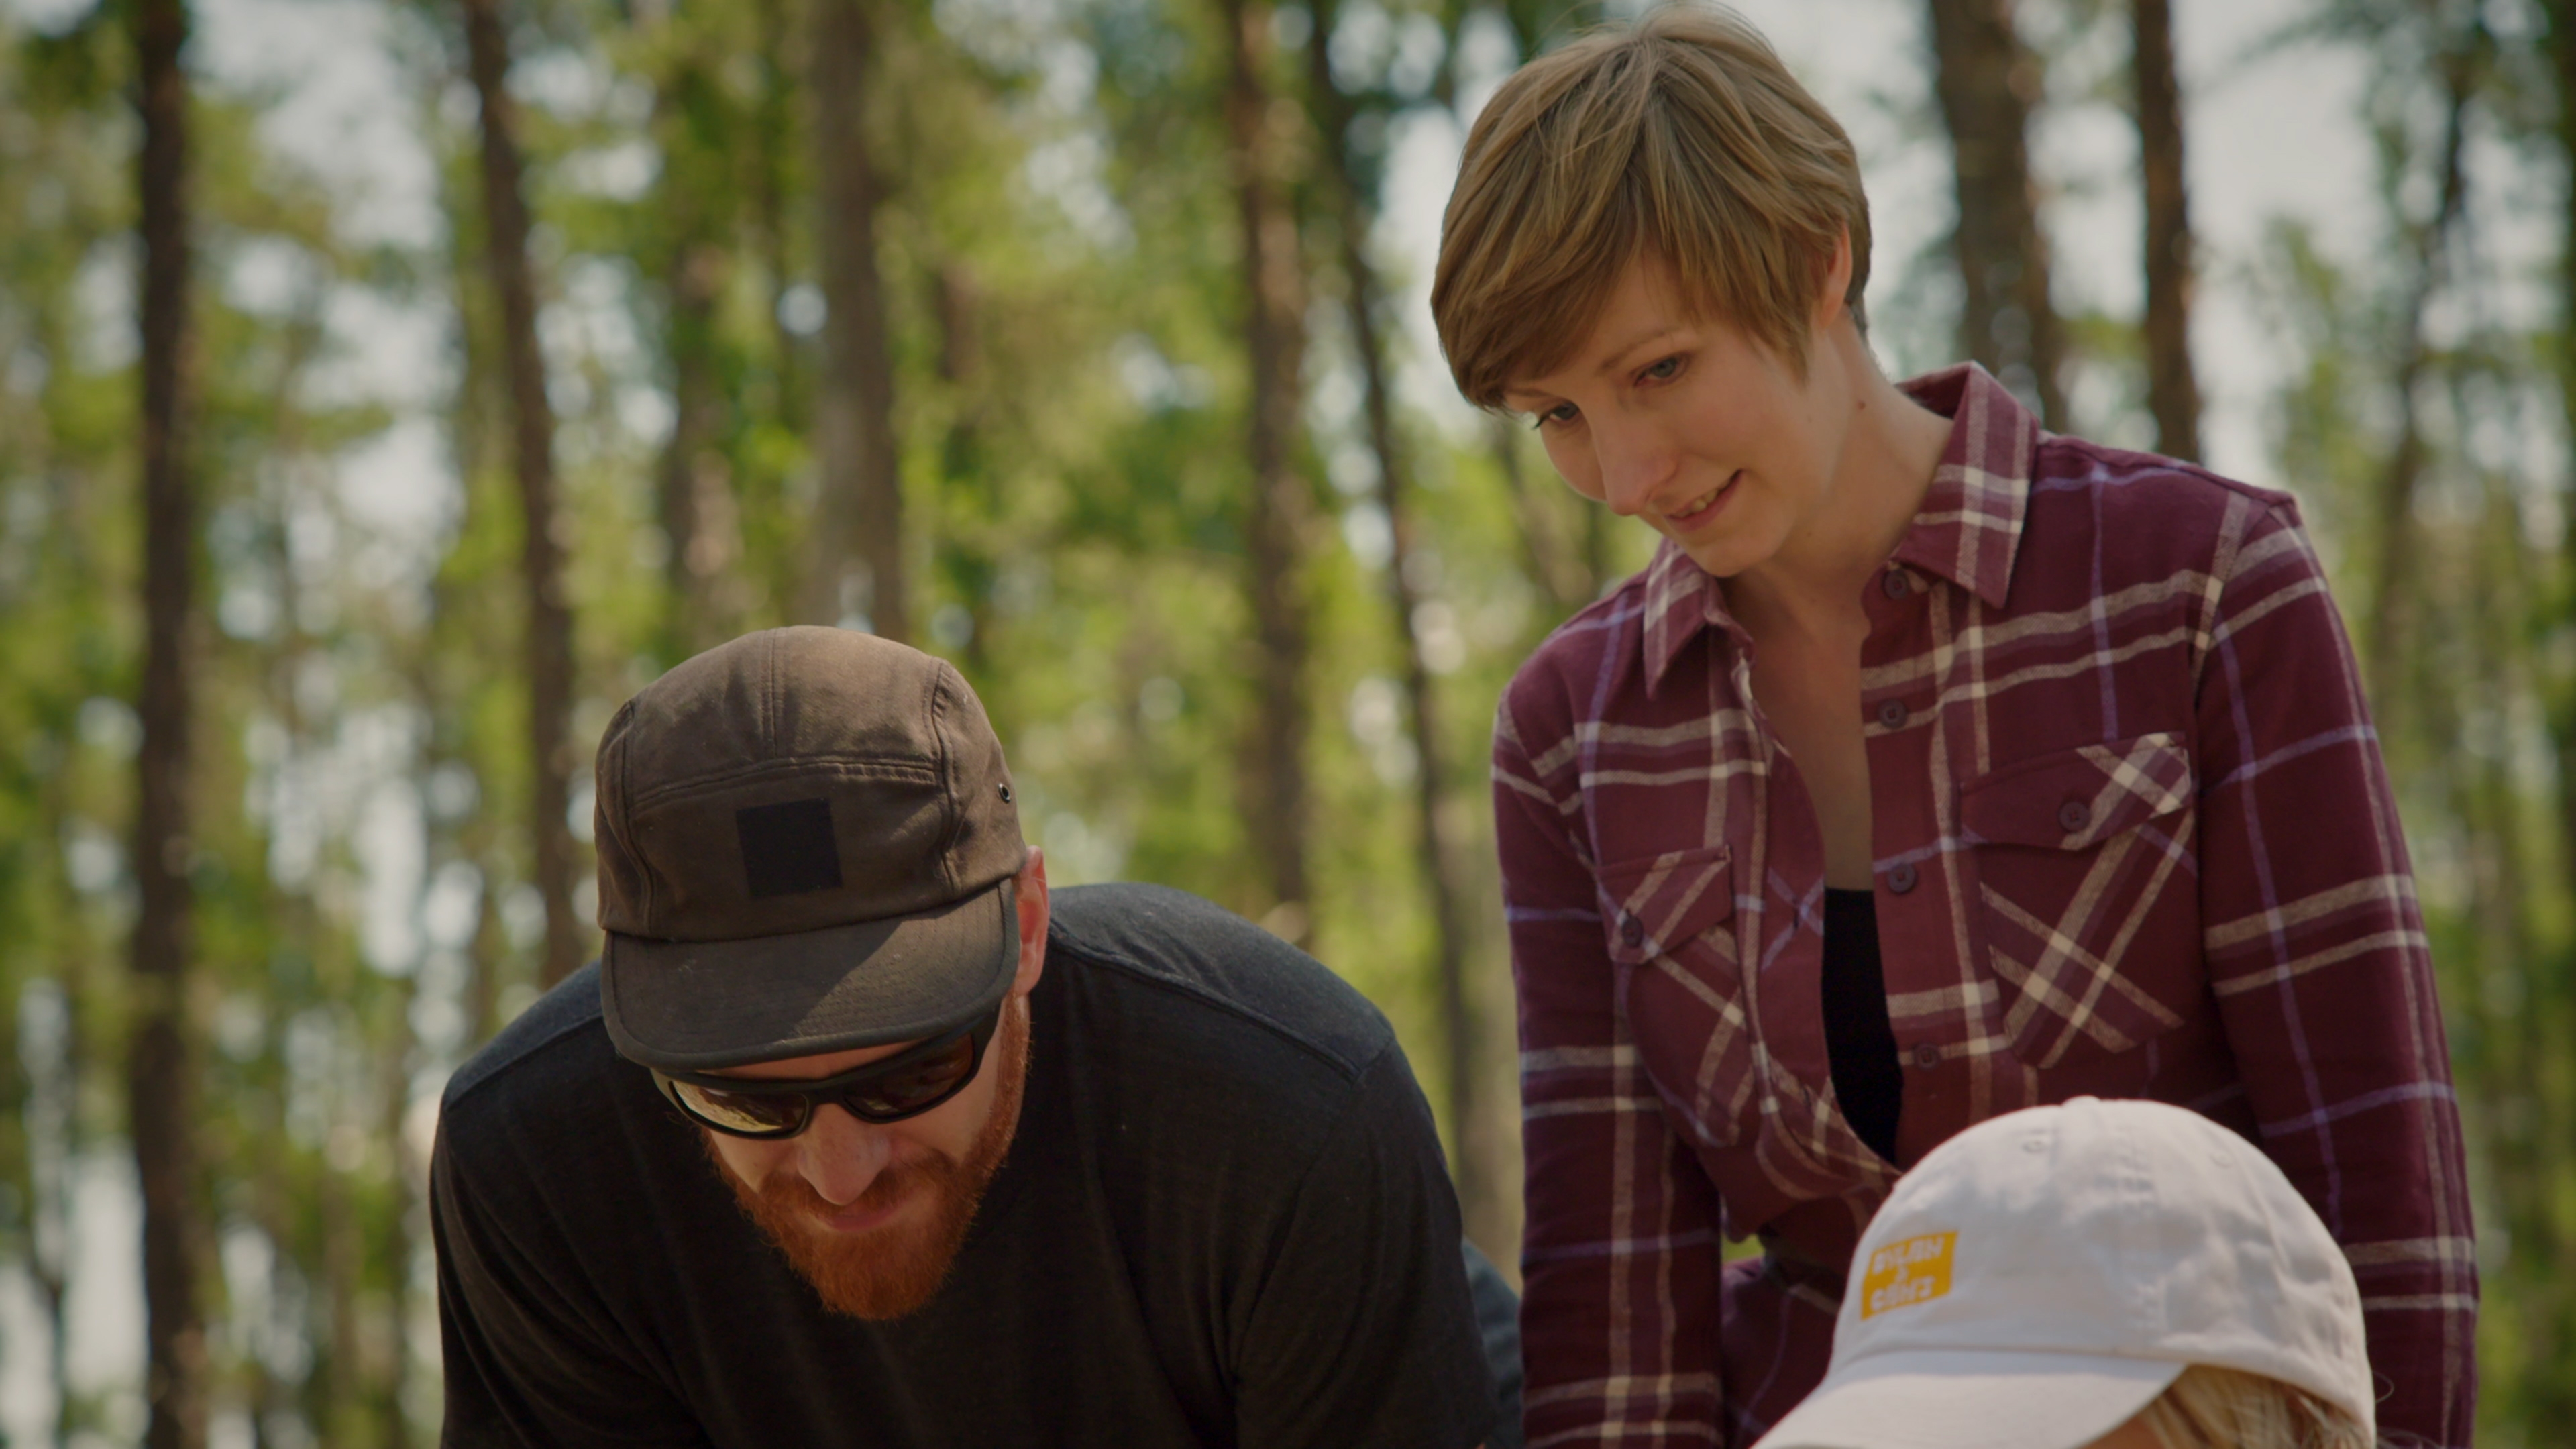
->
<box><xmin>1859</xmin><ymin>560</ymin><xmax>1944</xmax><ymax>1133</ymax></box>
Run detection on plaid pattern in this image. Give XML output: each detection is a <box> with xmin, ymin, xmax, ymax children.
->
<box><xmin>1494</xmin><ymin>366</ymin><xmax>2475</xmax><ymax>1449</ymax></box>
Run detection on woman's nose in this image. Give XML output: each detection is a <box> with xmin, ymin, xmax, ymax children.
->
<box><xmin>1591</xmin><ymin>417</ymin><xmax>1675</xmax><ymax>517</ymax></box>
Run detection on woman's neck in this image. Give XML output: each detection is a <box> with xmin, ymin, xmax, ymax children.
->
<box><xmin>1725</xmin><ymin>328</ymin><xmax>1953</xmax><ymax>643</ymax></box>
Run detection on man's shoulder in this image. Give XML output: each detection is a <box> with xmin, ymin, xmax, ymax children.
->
<box><xmin>441</xmin><ymin>962</ymin><xmax>615</xmax><ymax>1124</ymax></box>
<box><xmin>1044</xmin><ymin>883</ymin><xmax>1395</xmax><ymax>1085</ymax></box>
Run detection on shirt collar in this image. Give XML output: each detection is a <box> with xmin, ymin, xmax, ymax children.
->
<box><xmin>1639</xmin><ymin>363</ymin><xmax>2037</xmax><ymax>694</ymax></box>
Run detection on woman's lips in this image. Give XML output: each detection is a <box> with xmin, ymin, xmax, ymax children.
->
<box><xmin>1664</xmin><ymin>471</ymin><xmax>1739</xmax><ymax>531</ymax></box>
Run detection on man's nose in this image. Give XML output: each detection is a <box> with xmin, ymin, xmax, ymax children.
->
<box><xmin>794</xmin><ymin>1103</ymin><xmax>895</xmax><ymax>1205</ymax></box>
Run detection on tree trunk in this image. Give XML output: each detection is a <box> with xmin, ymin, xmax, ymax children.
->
<box><xmin>1489</xmin><ymin>416</ymin><xmax>1596</xmax><ymax>617</ymax></box>
<box><xmin>1925</xmin><ymin>0</ymin><xmax>2069</xmax><ymax>429</ymax></box>
<box><xmin>801</xmin><ymin>0</ymin><xmax>908</xmax><ymax>643</ymax></box>
<box><xmin>1222</xmin><ymin>0</ymin><xmax>1316</xmax><ymax>944</ymax></box>
<box><xmin>461</xmin><ymin>0</ymin><xmax>587</xmax><ymax>990</ymax></box>
<box><xmin>2361</xmin><ymin>38</ymin><xmax>2475</xmax><ymax>720</ymax></box>
<box><xmin>129</xmin><ymin>1</ymin><xmax>207</xmax><ymax>1443</ymax></box>
<box><xmin>1305</xmin><ymin>5</ymin><xmax>1499</xmax><ymax>1246</ymax></box>
<box><xmin>2537</xmin><ymin>9</ymin><xmax>2576</xmax><ymax>1416</ymax></box>
<box><xmin>655</xmin><ymin>58</ymin><xmax>745</xmax><ymax>661</ymax></box>
<box><xmin>374</xmin><ymin>974</ymin><xmax>420</xmax><ymax>1449</ymax></box>
<box><xmin>2552</xmin><ymin>0</ymin><xmax>2576</xmax><ymax>940</ymax></box>
<box><xmin>757</xmin><ymin>0</ymin><xmax>806</xmax><ymax>436</ymax></box>
<box><xmin>2132</xmin><ymin>0</ymin><xmax>2200</xmax><ymax>461</ymax></box>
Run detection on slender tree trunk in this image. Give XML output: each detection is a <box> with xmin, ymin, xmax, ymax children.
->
<box><xmin>129</xmin><ymin>1</ymin><xmax>207</xmax><ymax>1444</ymax></box>
<box><xmin>2536</xmin><ymin>10</ymin><xmax>2576</xmax><ymax>1417</ymax></box>
<box><xmin>1925</xmin><ymin>0</ymin><xmax>2069</xmax><ymax>429</ymax></box>
<box><xmin>1305</xmin><ymin>9</ymin><xmax>1495</xmax><ymax>1241</ymax></box>
<box><xmin>655</xmin><ymin>60</ymin><xmax>745</xmax><ymax>661</ymax></box>
<box><xmin>2551</xmin><ymin>0</ymin><xmax>2576</xmax><ymax>938</ymax></box>
<box><xmin>374</xmin><ymin>948</ymin><xmax>426</xmax><ymax>1449</ymax></box>
<box><xmin>801</xmin><ymin>0</ymin><xmax>908</xmax><ymax>642</ymax></box>
<box><xmin>1489</xmin><ymin>417</ymin><xmax>1595</xmax><ymax>616</ymax></box>
<box><xmin>932</xmin><ymin>263</ymin><xmax>1003</xmax><ymax>673</ymax></box>
<box><xmin>462</xmin><ymin>0</ymin><xmax>586</xmax><ymax>990</ymax></box>
<box><xmin>756</xmin><ymin>0</ymin><xmax>805</xmax><ymax>435</ymax></box>
<box><xmin>2361</xmin><ymin>37</ymin><xmax>2475</xmax><ymax>719</ymax></box>
<box><xmin>2133</xmin><ymin>0</ymin><xmax>2201</xmax><ymax>461</ymax></box>
<box><xmin>1222</xmin><ymin>0</ymin><xmax>1316</xmax><ymax>943</ymax></box>
<box><xmin>2457</xmin><ymin>476</ymin><xmax>2576</xmax><ymax>1435</ymax></box>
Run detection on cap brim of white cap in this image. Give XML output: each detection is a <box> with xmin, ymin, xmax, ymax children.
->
<box><xmin>1750</xmin><ymin>1350</ymin><xmax>2184</xmax><ymax>1449</ymax></box>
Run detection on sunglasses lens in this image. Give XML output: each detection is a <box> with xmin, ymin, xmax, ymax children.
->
<box><xmin>845</xmin><ymin>1035</ymin><xmax>979</xmax><ymax>1121</ymax></box>
<box><xmin>670</xmin><ymin>1079</ymin><xmax>808</xmax><ymax>1138</ymax></box>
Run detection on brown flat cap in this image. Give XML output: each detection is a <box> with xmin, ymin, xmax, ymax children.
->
<box><xmin>593</xmin><ymin>627</ymin><xmax>1024</xmax><ymax>1071</ymax></box>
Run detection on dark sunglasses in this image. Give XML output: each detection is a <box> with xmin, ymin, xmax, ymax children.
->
<box><xmin>650</xmin><ymin>1006</ymin><xmax>1002</xmax><ymax>1139</ymax></box>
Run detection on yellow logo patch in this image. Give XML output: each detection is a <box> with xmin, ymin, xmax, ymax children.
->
<box><xmin>1859</xmin><ymin>1231</ymin><xmax>1956</xmax><ymax>1320</ymax></box>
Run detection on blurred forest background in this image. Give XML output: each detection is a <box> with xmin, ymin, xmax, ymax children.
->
<box><xmin>1</xmin><ymin>0</ymin><xmax>2573</xmax><ymax>1440</ymax></box>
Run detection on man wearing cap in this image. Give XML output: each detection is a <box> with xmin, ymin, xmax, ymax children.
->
<box><xmin>430</xmin><ymin>627</ymin><xmax>1511</xmax><ymax>1448</ymax></box>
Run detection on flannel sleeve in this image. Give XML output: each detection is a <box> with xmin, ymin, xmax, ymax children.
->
<box><xmin>2194</xmin><ymin>497</ymin><xmax>2478</xmax><ymax>1448</ymax></box>
<box><xmin>1495</xmin><ymin>687</ymin><xmax>1727</xmax><ymax>1448</ymax></box>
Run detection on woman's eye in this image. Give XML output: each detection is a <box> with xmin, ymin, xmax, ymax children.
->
<box><xmin>1533</xmin><ymin>402</ymin><xmax>1579</xmax><ymax>429</ymax></box>
<box><xmin>1640</xmin><ymin>355</ymin><xmax>1683</xmax><ymax>383</ymax></box>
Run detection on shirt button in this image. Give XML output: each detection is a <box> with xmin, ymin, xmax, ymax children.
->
<box><xmin>1619</xmin><ymin>916</ymin><xmax>1645</xmax><ymax>948</ymax></box>
<box><xmin>2057</xmin><ymin>799</ymin><xmax>2092</xmax><ymax>833</ymax></box>
<box><xmin>1875</xmin><ymin>699</ymin><xmax>1908</xmax><ymax>729</ymax></box>
<box><xmin>1880</xmin><ymin>569</ymin><xmax>1912</xmax><ymax>600</ymax></box>
<box><xmin>1886</xmin><ymin>861</ymin><xmax>1918</xmax><ymax>894</ymax></box>
<box><xmin>1913</xmin><ymin>1042</ymin><xmax>1942</xmax><ymax>1070</ymax></box>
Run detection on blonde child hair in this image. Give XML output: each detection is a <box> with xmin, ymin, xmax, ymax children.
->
<box><xmin>2131</xmin><ymin>1366</ymin><xmax>2377</xmax><ymax>1449</ymax></box>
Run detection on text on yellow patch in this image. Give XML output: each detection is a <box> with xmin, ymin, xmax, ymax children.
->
<box><xmin>1858</xmin><ymin>1231</ymin><xmax>1956</xmax><ymax>1320</ymax></box>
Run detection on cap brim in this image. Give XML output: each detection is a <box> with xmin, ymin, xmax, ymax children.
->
<box><xmin>599</xmin><ymin>879</ymin><xmax>1017</xmax><ymax>1071</ymax></box>
<box><xmin>1750</xmin><ymin>1350</ymin><xmax>2182</xmax><ymax>1449</ymax></box>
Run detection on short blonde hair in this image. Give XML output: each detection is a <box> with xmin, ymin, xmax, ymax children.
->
<box><xmin>1432</xmin><ymin>5</ymin><xmax>1870</xmax><ymax>408</ymax></box>
<box><xmin>2135</xmin><ymin>1365</ymin><xmax>2379</xmax><ymax>1449</ymax></box>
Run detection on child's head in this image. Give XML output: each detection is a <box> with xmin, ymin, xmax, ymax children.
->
<box><xmin>1751</xmin><ymin>1097</ymin><xmax>2377</xmax><ymax>1449</ymax></box>
<box><xmin>2116</xmin><ymin>1365</ymin><xmax>2373</xmax><ymax>1448</ymax></box>
<box><xmin>1432</xmin><ymin>5</ymin><xmax>1871</xmax><ymax>410</ymax></box>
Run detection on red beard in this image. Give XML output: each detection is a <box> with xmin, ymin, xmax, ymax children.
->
<box><xmin>714</xmin><ymin>1000</ymin><xmax>1030</xmax><ymax>1321</ymax></box>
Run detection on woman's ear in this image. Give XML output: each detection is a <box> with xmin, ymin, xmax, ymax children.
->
<box><xmin>1811</xmin><ymin>228</ymin><xmax>1856</xmax><ymax>333</ymax></box>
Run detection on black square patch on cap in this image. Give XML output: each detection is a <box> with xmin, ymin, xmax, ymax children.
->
<box><xmin>735</xmin><ymin>798</ymin><xmax>843</xmax><ymax>898</ymax></box>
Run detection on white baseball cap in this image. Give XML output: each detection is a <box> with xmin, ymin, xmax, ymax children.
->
<box><xmin>1751</xmin><ymin>1097</ymin><xmax>2373</xmax><ymax>1449</ymax></box>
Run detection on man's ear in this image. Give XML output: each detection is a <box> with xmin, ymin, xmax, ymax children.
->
<box><xmin>1009</xmin><ymin>847</ymin><xmax>1049</xmax><ymax>998</ymax></box>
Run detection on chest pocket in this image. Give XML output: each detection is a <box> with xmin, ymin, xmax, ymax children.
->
<box><xmin>1962</xmin><ymin>733</ymin><xmax>2200</xmax><ymax>1069</ymax></box>
<box><xmin>1593</xmin><ymin>845</ymin><xmax>1750</xmax><ymax>1147</ymax></box>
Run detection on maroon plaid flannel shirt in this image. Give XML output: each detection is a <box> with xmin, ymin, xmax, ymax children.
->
<box><xmin>1494</xmin><ymin>366</ymin><xmax>2476</xmax><ymax>1448</ymax></box>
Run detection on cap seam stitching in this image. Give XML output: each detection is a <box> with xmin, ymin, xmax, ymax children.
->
<box><xmin>625</xmin><ymin>718</ymin><xmax>655</xmax><ymax>929</ymax></box>
<box><xmin>626</xmin><ymin>756</ymin><xmax>941</xmax><ymax>813</ymax></box>
<box><xmin>929</xmin><ymin>668</ymin><xmax>966</xmax><ymax>898</ymax></box>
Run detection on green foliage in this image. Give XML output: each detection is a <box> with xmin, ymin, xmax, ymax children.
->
<box><xmin>1</xmin><ymin>0</ymin><xmax>2570</xmax><ymax>1439</ymax></box>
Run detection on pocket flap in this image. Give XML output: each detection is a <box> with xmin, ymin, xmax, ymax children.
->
<box><xmin>1962</xmin><ymin>733</ymin><xmax>2192</xmax><ymax>850</ymax></box>
<box><xmin>1594</xmin><ymin>845</ymin><xmax>1735</xmax><ymax>966</ymax></box>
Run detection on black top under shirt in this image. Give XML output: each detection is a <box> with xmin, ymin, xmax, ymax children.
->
<box><xmin>431</xmin><ymin>883</ymin><xmax>1498</xmax><ymax>1449</ymax></box>
<box><xmin>1820</xmin><ymin>888</ymin><xmax>1903</xmax><ymax>1161</ymax></box>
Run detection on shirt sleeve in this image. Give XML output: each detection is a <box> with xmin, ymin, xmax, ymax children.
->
<box><xmin>431</xmin><ymin>1114</ymin><xmax>708</xmax><ymax>1449</ymax></box>
<box><xmin>2194</xmin><ymin>498</ymin><xmax>2477</xmax><ymax>1448</ymax></box>
<box><xmin>1494</xmin><ymin>688</ymin><xmax>1726</xmax><ymax>1448</ymax></box>
<box><xmin>1228</xmin><ymin>1046</ymin><xmax>1499</xmax><ymax>1449</ymax></box>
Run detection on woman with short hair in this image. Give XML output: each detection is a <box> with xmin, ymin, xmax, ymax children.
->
<box><xmin>1433</xmin><ymin>11</ymin><xmax>2472</xmax><ymax>1447</ymax></box>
